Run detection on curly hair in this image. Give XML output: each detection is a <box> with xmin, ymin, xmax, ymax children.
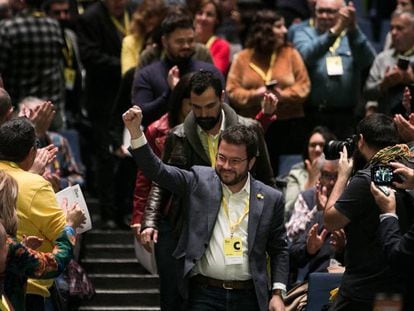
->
<box><xmin>0</xmin><ymin>171</ymin><xmax>18</xmax><ymax>236</ymax></box>
<box><xmin>245</xmin><ymin>10</ymin><xmax>283</xmax><ymax>55</ymax></box>
<box><xmin>129</xmin><ymin>0</ymin><xmax>167</xmax><ymax>39</ymax></box>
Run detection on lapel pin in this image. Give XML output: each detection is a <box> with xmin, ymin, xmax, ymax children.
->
<box><xmin>256</xmin><ymin>193</ymin><xmax>264</xmax><ymax>200</ymax></box>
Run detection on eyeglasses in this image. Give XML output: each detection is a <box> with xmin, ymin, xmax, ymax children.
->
<box><xmin>216</xmin><ymin>154</ymin><xmax>248</xmax><ymax>166</ymax></box>
<box><xmin>315</xmin><ymin>8</ymin><xmax>339</xmax><ymax>15</ymax></box>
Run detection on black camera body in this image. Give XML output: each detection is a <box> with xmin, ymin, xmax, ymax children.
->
<box><xmin>324</xmin><ymin>135</ymin><xmax>357</xmax><ymax>160</ymax></box>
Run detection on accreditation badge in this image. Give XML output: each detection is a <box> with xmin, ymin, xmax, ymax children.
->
<box><xmin>223</xmin><ymin>236</ymin><xmax>243</xmax><ymax>265</ymax></box>
<box><xmin>326</xmin><ymin>56</ymin><xmax>344</xmax><ymax>76</ymax></box>
<box><xmin>64</xmin><ymin>67</ymin><xmax>76</xmax><ymax>90</ymax></box>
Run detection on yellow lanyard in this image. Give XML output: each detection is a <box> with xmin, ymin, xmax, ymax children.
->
<box><xmin>206</xmin><ymin>35</ymin><xmax>216</xmax><ymax>49</ymax></box>
<box><xmin>62</xmin><ymin>35</ymin><xmax>74</xmax><ymax>68</ymax></box>
<box><xmin>401</xmin><ymin>46</ymin><xmax>414</xmax><ymax>57</ymax></box>
<box><xmin>207</xmin><ymin>135</ymin><xmax>218</xmax><ymax>167</ymax></box>
<box><xmin>110</xmin><ymin>12</ymin><xmax>130</xmax><ymax>37</ymax></box>
<box><xmin>329</xmin><ymin>31</ymin><xmax>345</xmax><ymax>55</ymax></box>
<box><xmin>0</xmin><ymin>295</ymin><xmax>11</xmax><ymax>311</ymax></box>
<box><xmin>249</xmin><ymin>52</ymin><xmax>276</xmax><ymax>82</ymax></box>
<box><xmin>222</xmin><ymin>195</ymin><xmax>249</xmax><ymax>237</ymax></box>
<box><xmin>309</xmin><ymin>18</ymin><xmax>314</xmax><ymax>28</ymax></box>
<box><xmin>31</xmin><ymin>11</ymin><xmax>45</xmax><ymax>17</ymax></box>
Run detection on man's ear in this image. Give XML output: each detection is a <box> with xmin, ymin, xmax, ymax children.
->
<box><xmin>357</xmin><ymin>134</ymin><xmax>364</xmax><ymax>150</ymax></box>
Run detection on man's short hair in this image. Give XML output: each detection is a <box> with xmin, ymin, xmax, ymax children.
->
<box><xmin>190</xmin><ymin>70</ymin><xmax>222</xmax><ymax>98</ymax></box>
<box><xmin>356</xmin><ymin>113</ymin><xmax>399</xmax><ymax>150</ymax></box>
<box><xmin>0</xmin><ymin>88</ymin><xmax>12</xmax><ymax>124</ymax></box>
<box><xmin>161</xmin><ymin>12</ymin><xmax>193</xmax><ymax>36</ymax></box>
<box><xmin>219</xmin><ymin>124</ymin><xmax>259</xmax><ymax>160</ymax></box>
<box><xmin>0</xmin><ymin>117</ymin><xmax>36</xmax><ymax>163</ymax></box>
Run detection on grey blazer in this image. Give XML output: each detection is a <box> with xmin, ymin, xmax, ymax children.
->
<box><xmin>130</xmin><ymin>143</ymin><xmax>289</xmax><ymax>311</ymax></box>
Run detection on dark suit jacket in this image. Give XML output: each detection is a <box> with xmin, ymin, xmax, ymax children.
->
<box><xmin>378</xmin><ymin>217</ymin><xmax>414</xmax><ymax>310</ymax></box>
<box><xmin>76</xmin><ymin>1</ymin><xmax>126</xmax><ymax>120</ymax></box>
<box><xmin>130</xmin><ymin>143</ymin><xmax>289</xmax><ymax>311</ymax></box>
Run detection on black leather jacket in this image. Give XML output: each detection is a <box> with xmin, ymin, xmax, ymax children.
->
<box><xmin>141</xmin><ymin>103</ymin><xmax>276</xmax><ymax>234</ymax></box>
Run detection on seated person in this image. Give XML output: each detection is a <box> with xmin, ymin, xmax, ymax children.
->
<box><xmin>0</xmin><ymin>171</ymin><xmax>85</xmax><ymax>310</ymax></box>
<box><xmin>285</xmin><ymin>126</ymin><xmax>335</xmax><ymax>219</ymax></box>
<box><xmin>19</xmin><ymin>97</ymin><xmax>84</xmax><ymax>191</ymax></box>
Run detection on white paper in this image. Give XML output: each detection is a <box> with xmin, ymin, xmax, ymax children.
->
<box><xmin>56</xmin><ymin>184</ymin><xmax>92</xmax><ymax>234</ymax></box>
<box><xmin>133</xmin><ymin>238</ymin><xmax>158</xmax><ymax>275</ymax></box>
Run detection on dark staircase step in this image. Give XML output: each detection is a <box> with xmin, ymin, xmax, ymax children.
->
<box><xmin>81</xmin><ymin>258</ymin><xmax>150</xmax><ymax>274</ymax></box>
<box><xmin>83</xmin><ymin>244</ymin><xmax>135</xmax><ymax>259</ymax></box>
<box><xmin>80</xmin><ymin>289</ymin><xmax>160</xmax><ymax>307</ymax></box>
<box><xmin>89</xmin><ymin>274</ymin><xmax>159</xmax><ymax>290</ymax></box>
<box><xmin>84</xmin><ymin>230</ymin><xmax>135</xmax><ymax>244</ymax></box>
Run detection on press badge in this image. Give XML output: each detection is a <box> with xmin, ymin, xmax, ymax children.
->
<box><xmin>326</xmin><ymin>56</ymin><xmax>343</xmax><ymax>76</ymax></box>
<box><xmin>224</xmin><ymin>236</ymin><xmax>243</xmax><ymax>265</ymax></box>
<box><xmin>64</xmin><ymin>68</ymin><xmax>76</xmax><ymax>90</ymax></box>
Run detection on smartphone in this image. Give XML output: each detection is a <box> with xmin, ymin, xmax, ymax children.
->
<box><xmin>265</xmin><ymin>80</ymin><xmax>278</xmax><ymax>90</ymax></box>
<box><xmin>397</xmin><ymin>56</ymin><xmax>410</xmax><ymax>70</ymax></box>
<box><xmin>371</xmin><ymin>165</ymin><xmax>394</xmax><ymax>186</ymax></box>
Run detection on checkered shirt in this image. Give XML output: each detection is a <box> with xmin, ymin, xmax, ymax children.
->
<box><xmin>0</xmin><ymin>10</ymin><xmax>65</xmax><ymax>108</ymax></box>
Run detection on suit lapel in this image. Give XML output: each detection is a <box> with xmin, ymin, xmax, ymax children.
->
<box><xmin>248</xmin><ymin>179</ymin><xmax>265</xmax><ymax>255</ymax></box>
<box><xmin>183</xmin><ymin>113</ymin><xmax>211</xmax><ymax>164</ymax></box>
<box><xmin>208</xmin><ymin>173</ymin><xmax>223</xmax><ymax>236</ymax></box>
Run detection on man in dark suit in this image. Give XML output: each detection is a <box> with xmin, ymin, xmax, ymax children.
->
<box><xmin>123</xmin><ymin>106</ymin><xmax>288</xmax><ymax>311</ymax></box>
<box><xmin>370</xmin><ymin>161</ymin><xmax>414</xmax><ymax>310</ymax></box>
<box><xmin>76</xmin><ymin>0</ymin><xmax>130</xmax><ymax>228</ymax></box>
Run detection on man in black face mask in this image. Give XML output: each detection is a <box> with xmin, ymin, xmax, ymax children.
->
<box><xmin>132</xmin><ymin>12</ymin><xmax>224</xmax><ymax>127</ymax></box>
<box><xmin>139</xmin><ymin>69</ymin><xmax>276</xmax><ymax>310</ymax></box>
<box><xmin>44</xmin><ymin>0</ymin><xmax>84</xmax><ymax>125</ymax></box>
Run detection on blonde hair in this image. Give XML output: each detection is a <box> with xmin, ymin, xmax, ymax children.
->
<box><xmin>0</xmin><ymin>171</ymin><xmax>18</xmax><ymax>236</ymax></box>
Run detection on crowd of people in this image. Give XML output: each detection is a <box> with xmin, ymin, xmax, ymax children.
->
<box><xmin>0</xmin><ymin>0</ymin><xmax>414</xmax><ymax>310</ymax></box>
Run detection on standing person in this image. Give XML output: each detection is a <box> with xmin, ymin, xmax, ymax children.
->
<box><xmin>123</xmin><ymin>106</ymin><xmax>288</xmax><ymax>311</ymax></box>
<box><xmin>292</xmin><ymin>0</ymin><xmax>376</xmax><ymax>139</ymax></box>
<box><xmin>0</xmin><ymin>118</ymin><xmax>78</xmax><ymax>310</ymax></box>
<box><xmin>364</xmin><ymin>10</ymin><xmax>414</xmax><ymax>116</ymax></box>
<box><xmin>324</xmin><ymin>113</ymin><xmax>414</xmax><ymax>310</ymax></box>
<box><xmin>193</xmin><ymin>0</ymin><xmax>231</xmax><ymax>75</ymax></box>
<box><xmin>226</xmin><ymin>10</ymin><xmax>310</xmax><ymax>174</ymax></box>
<box><xmin>0</xmin><ymin>0</ymin><xmax>65</xmax><ymax>129</ymax></box>
<box><xmin>121</xmin><ymin>0</ymin><xmax>167</xmax><ymax>75</ymax></box>
<box><xmin>140</xmin><ymin>70</ymin><xmax>276</xmax><ymax>310</ymax></box>
<box><xmin>76</xmin><ymin>0</ymin><xmax>130</xmax><ymax>229</ymax></box>
<box><xmin>130</xmin><ymin>73</ymin><xmax>193</xmax><ymax>238</ymax></box>
<box><xmin>44</xmin><ymin>0</ymin><xmax>85</xmax><ymax>126</ymax></box>
<box><xmin>370</xmin><ymin>162</ymin><xmax>414</xmax><ymax>310</ymax></box>
<box><xmin>132</xmin><ymin>12</ymin><xmax>223</xmax><ymax>127</ymax></box>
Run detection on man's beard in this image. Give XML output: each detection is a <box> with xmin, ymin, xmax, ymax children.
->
<box><xmin>168</xmin><ymin>49</ymin><xmax>195</xmax><ymax>64</ymax></box>
<box><xmin>216</xmin><ymin>167</ymin><xmax>249</xmax><ymax>187</ymax></box>
<box><xmin>195</xmin><ymin>110</ymin><xmax>221</xmax><ymax>131</ymax></box>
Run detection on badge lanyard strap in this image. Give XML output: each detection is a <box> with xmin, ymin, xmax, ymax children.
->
<box><xmin>207</xmin><ymin>135</ymin><xmax>218</xmax><ymax>168</ymax></box>
<box><xmin>249</xmin><ymin>52</ymin><xmax>277</xmax><ymax>83</ymax></box>
<box><xmin>110</xmin><ymin>12</ymin><xmax>130</xmax><ymax>37</ymax></box>
<box><xmin>329</xmin><ymin>31</ymin><xmax>345</xmax><ymax>55</ymax></box>
<box><xmin>222</xmin><ymin>196</ymin><xmax>249</xmax><ymax>238</ymax></box>
<box><xmin>62</xmin><ymin>35</ymin><xmax>74</xmax><ymax>68</ymax></box>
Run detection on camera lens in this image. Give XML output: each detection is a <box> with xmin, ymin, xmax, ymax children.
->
<box><xmin>324</xmin><ymin>136</ymin><xmax>356</xmax><ymax>160</ymax></box>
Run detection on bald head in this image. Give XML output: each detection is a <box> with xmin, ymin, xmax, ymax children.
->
<box><xmin>315</xmin><ymin>0</ymin><xmax>345</xmax><ymax>32</ymax></box>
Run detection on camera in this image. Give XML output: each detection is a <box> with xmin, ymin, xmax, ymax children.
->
<box><xmin>371</xmin><ymin>165</ymin><xmax>394</xmax><ymax>186</ymax></box>
<box><xmin>397</xmin><ymin>56</ymin><xmax>410</xmax><ymax>70</ymax></box>
<box><xmin>324</xmin><ymin>135</ymin><xmax>357</xmax><ymax>160</ymax></box>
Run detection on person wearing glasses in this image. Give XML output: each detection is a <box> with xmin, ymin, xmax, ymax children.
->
<box><xmin>292</xmin><ymin>0</ymin><xmax>376</xmax><ymax>139</ymax></box>
<box><xmin>123</xmin><ymin>105</ymin><xmax>288</xmax><ymax>311</ymax></box>
<box><xmin>139</xmin><ymin>70</ymin><xmax>276</xmax><ymax>310</ymax></box>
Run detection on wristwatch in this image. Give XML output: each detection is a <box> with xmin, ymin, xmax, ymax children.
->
<box><xmin>272</xmin><ymin>288</ymin><xmax>287</xmax><ymax>300</ymax></box>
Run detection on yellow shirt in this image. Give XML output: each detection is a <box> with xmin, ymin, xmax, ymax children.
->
<box><xmin>121</xmin><ymin>34</ymin><xmax>143</xmax><ymax>75</ymax></box>
<box><xmin>0</xmin><ymin>161</ymin><xmax>66</xmax><ymax>297</ymax></box>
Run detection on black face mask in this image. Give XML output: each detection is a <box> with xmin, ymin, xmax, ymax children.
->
<box><xmin>195</xmin><ymin>111</ymin><xmax>221</xmax><ymax>131</ymax></box>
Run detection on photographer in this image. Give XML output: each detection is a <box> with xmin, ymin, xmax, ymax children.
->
<box><xmin>370</xmin><ymin>162</ymin><xmax>414</xmax><ymax>310</ymax></box>
<box><xmin>323</xmin><ymin>113</ymin><xmax>414</xmax><ymax>310</ymax></box>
